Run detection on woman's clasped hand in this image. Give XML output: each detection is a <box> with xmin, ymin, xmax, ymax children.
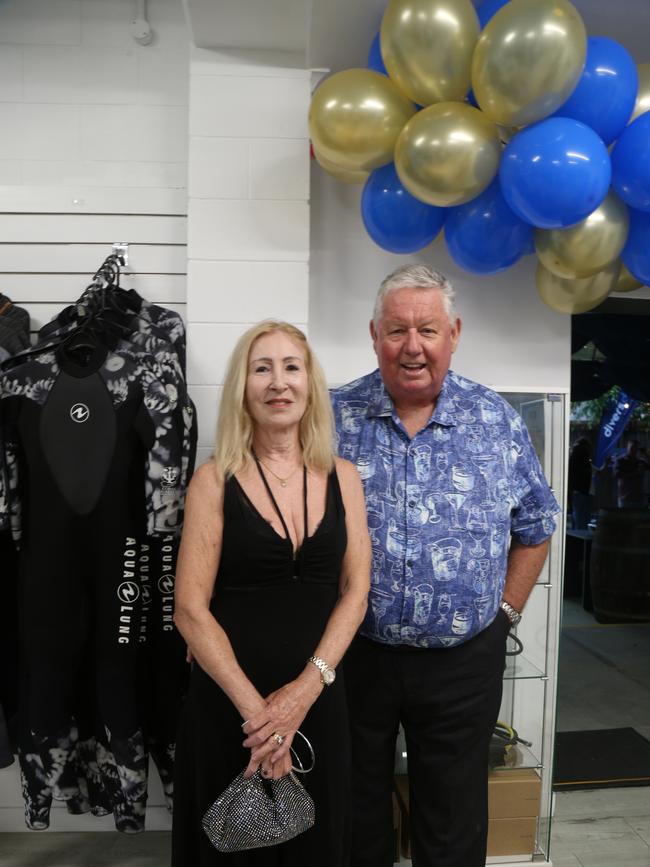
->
<box><xmin>241</xmin><ymin>672</ymin><xmax>322</xmax><ymax>779</ymax></box>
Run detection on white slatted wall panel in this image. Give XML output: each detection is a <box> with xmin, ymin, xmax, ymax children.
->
<box><xmin>0</xmin><ymin>193</ymin><xmax>187</xmax><ymax>336</ymax></box>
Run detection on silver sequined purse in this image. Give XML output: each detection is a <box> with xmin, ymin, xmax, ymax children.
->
<box><xmin>202</xmin><ymin>768</ymin><xmax>315</xmax><ymax>852</ymax></box>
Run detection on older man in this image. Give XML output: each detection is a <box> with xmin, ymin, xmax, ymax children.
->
<box><xmin>331</xmin><ymin>264</ymin><xmax>559</xmax><ymax>867</ymax></box>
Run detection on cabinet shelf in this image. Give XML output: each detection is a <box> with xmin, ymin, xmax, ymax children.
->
<box><xmin>504</xmin><ymin>653</ymin><xmax>545</xmax><ymax>680</ymax></box>
<box><xmin>491</xmin><ymin>741</ymin><xmax>542</xmax><ymax>772</ymax></box>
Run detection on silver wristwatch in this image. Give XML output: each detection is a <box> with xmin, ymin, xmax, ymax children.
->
<box><xmin>308</xmin><ymin>655</ymin><xmax>336</xmax><ymax>686</ymax></box>
<box><xmin>500</xmin><ymin>600</ymin><xmax>522</xmax><ymax>627</ymax></box>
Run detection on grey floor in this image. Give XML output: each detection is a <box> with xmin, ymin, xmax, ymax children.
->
<box><xmin>549</xmin><ymin>599</ymin><xmax>650</xmax><ymax>867</ymax></box>
<box><xmin>0</xmin><ymin>832</ymin><xmax>170</xmax><ymax>866</ymax></box>
<box><xmin>557</xmin><ymin>600</ymin><xmax>650</xmax><ymax>742</ymax></box>
<box><xmin>2</xmin><ymin>600</ymin><xmax>650</xmax><ymax>867</ymax></box>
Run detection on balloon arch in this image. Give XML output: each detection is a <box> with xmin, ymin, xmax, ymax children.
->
<box><xmin>308</xmin><ymin>0</ymin><xmax>650</xmax><ymax>314</ymax></box>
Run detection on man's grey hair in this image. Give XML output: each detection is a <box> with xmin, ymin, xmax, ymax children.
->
<box><xmin>372</xmin><ymin>264</ymin><xmax>457</xmax><ymax>328</ymax></box>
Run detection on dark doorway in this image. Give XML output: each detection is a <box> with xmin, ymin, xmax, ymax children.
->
<box><xmin>555</xmin><ymin>301</ymin><xmax>650</xmax><ymax>790</ymax></box>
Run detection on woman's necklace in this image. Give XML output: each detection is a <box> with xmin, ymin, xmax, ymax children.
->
<box><xmin>255</xmin><ymin>455</ymin><xmax>302</xmax><ymax>487</ymax></box>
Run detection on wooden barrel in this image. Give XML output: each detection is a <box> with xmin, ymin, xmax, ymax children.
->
<box><xmin>590</xmin><ymin>509</ymin><xmax>650</xmax><ymax>623</ymax></box>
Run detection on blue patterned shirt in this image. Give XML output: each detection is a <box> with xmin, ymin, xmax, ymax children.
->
<box><xmin>331</xmin><ymin>369</ymin><xmax>560</xmax><ymax>648</ymax></box>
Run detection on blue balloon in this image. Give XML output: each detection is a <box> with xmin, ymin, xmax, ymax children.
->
<box><xmin>522</xmin><ymin>232</ymin><xmax>535</xmax><ymax>256</ymax></box>
<box><xmin>478</xmin><ymin>0</ymin><xmax>510</xmax><ymax>28</ymax></box>
<box><xmin>621</xmin><ymin>208</ymin><xmax>650</xmax><ymax>283</ymax></box>
<box><xmin>444</xmin><ymin>179</ymin><xmax>534</xmax><ymax>274</ymax></box>
<box><xmin>367</xmin><ymin>33</ymin><xmax>387</xmax><ymax>75</ymax></box>
<box><xmin>551</xmin><ymin>37</ymin><xmax>638</xmax><ymax>146</ymax></box>
<box><xmin>612</xmin><ymin>111</ymin><xmax>650</xmax><ymax>212</ymax></box>
<box><xmin>499</xmin><ymin>118</ymin><xmax>611</xmax><ymax>229</ymax></box>
<box><xmin>361</xmin><ymin>163</ymin><xmax>446</xmax><ymax>254</ymax></box>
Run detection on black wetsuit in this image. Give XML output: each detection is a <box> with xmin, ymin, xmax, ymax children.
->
<box><xmin>0</xmin><ymin>339</ymin><xmax>185</xmax><ymax>830</ymax></box>
<box><xmin>2</xmin><ymin>292</ymin><xmax>195</xmax><ymax>830</ymax></box>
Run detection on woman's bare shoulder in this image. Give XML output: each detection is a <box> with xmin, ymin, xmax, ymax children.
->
<box><xmin>333</xmin><ymin>456</ymin><xmax>364</xmax><ymax>493</ymax></box>
<box><xmin>187</xmin><ymin>459</ymin><xmax>224</xmax><ymax>504</ymax></box>
<box><xmin>334</xmin><ymin>455</ymin><xmax>359</xmax><ymax>478</ymax></box>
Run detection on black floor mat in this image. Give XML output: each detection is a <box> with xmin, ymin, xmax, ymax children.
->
<box><xmin>553</xmin><ymin>727</ymin><xmax>650</xmax><ymax>790</ymax></box>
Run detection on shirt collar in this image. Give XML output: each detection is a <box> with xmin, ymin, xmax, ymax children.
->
<box><xmin>367</xmin><ymin>369</ymin><xmax>459</xmax><ymax>427</ymax></box>
<box><xmin>431</xmin><ymin>373</ymin><xmax>459</xmax><ymax>427</ymax></box>
<box><xmin>366</xmin><ymin>370</ymin><xmax>394</xmax><ymax>418</ymax></box>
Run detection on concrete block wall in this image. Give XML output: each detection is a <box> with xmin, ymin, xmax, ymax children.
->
<box><xmin>186</xmin><ymin>48</ymin><xmax>311</xmax><ymax>465</ymax></box>
<box><xmin>0</xmin><ymin>0</ymin><xmax>189</xmax><ymax>189</ymax></box>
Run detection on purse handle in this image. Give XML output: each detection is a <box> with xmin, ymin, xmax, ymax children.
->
<box><xmin>290</xmin><ymin>730</ymin><xmax>315</xmax><ymax>775</ymax></box>
<box><xmin>240</xmin><ymin>721</ymin><xmax>316</xmax><ymax>774</ymax></box>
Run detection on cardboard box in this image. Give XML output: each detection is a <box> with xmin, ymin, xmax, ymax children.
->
<box><xmin>488</xmin><ymin>768</ymin><xmax>542</xmax><ymax>819</ymax></box>
<box><xmin>395</xmin><ymin>771</ymin><xmax>540</xmax><ymax>859</ymax></box>
<box><xmin>487</xmin><ymin>770</ymin><xmax>540</xmax><ymax>855</ymax></box>
<box><xmin>487</xmin><ymin>816</ymin><xmax>537</xmax><ymax>856</ymax></box>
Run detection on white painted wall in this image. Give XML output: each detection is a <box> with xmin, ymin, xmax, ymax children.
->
<box><xmin>186</xmin><ymin>47</ymin><xmax>311</xmax><ymax>467</ymax></box>
<box><xmin>0</xmin><ymin>0</ymin><xmax>189</xmax><ymax>190</ymax></box>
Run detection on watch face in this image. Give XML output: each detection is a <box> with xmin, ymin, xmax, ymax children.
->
<box><xmin>323</xmin><ymin>668</ymin><xmax>336</xmax><ymax>686</ymax></box>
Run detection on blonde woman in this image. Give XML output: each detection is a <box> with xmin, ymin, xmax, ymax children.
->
<box><xmin>171</xmin><ymin>321</ymin><xmax>370</xmax><ymax>866</ymax></box>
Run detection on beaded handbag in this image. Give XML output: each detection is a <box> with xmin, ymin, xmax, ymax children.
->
<box><xmin>202</xmin><ymin>769</ymin><xmax>315</xmax><ymax>852</ymax></box>
<box><xmin>202</xmin><ymin>731</ymin><xmax>316</xmax><ymax>852</ymax></box>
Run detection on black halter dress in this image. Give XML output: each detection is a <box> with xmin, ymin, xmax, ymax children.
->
<box><xmin>171</xmin><ymin>467</ymin><xmax>349</xmax><ymax>866</ymax></box>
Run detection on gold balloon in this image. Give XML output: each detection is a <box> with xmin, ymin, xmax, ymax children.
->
<box><xmin>613</xmin><ymin>262</ymin><xmax>644</xmax><ymax>293</ymax></box>
<box><xmin>313</xmin><ymin>148</ymin><xmax>369</xmax><ymax>185</ymax></box>
<box><xmin>535</xmin><ymin>192</ymin><xmax>630</xmax><ymax>279</ymax></box>
<box><xmin>629</xmin><ymin>62</ymin><xmax>650</xmax><ymax>124</ymax></box>
<box><xmin>308</xmin><ymin>68</ymin><xmax>416</xmax><ymax>173</ymax></box>
<box><xmin>394</xmin><ymin>102</ymin><xmax>501</xmax><ymax>207</ymax></box>
<box><xmin>536</xmin><ymin>260</ymin><xmax>620</xmax><ymax>314</ymax></box>
<box><xmin>498</xmin><ymin>125</ymin><xmax>519</xmax><ymax>145</ymax></box>
<box><xmin>472</xmin><ymin>0</ymin><xmax>587</xmax><ymax>127</ymax></box>
<box><xmin>380</xmin><ymin>0</ymin><xmax>480</xmax><ymax>106</ymax></box>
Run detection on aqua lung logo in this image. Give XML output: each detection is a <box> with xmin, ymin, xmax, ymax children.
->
<box><xmin>161</xmin><ymin>467</ymin><xmax>179</xmax><ymax>488</ymax></box>
<box><xmin>160</xmin><ymin>538</ymin><xmax>176</xmax><ymax>632</ymax></box>
<box><xmin>139</xmin><ymin>543</ymin><xmax>150</xmax><ymax>645</ymax></box>
<box><xmin>70</xmin><ymin>403</ymin><xmax>90</xmax><ymax>423</ymax></box>
<box><xmin>117</xmin><ymin>581</ymin><xmax>140</xmax><ymax>604</ymax></box>
<box><xmin>158</xmin><ymin>574</ymin><xmax>175</xmax><ymax>595</ymax></box>
<box><xmin>118</xmin><ymin>537</ymin><xmax>139</xmax><ymax>645</ymax></box>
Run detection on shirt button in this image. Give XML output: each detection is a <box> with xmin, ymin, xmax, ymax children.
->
<box><xmin>408</xmin><ymin>500</ymin><xmax>415</xmax><ymax>508</ymax></box>
<box><xmin>406</xmin><ymin>559</ymin><xmax>413</xmax><ymax>567</ymax></box>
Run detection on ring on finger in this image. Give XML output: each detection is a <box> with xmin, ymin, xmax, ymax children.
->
<box><xmin>271</xmin><ymin>732</ymin><xmax>284</xmax><ymax>746</ymax></box>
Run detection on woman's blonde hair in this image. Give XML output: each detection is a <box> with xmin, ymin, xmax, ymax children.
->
<box><xmin>213</xmin><ymin>320</ymin><xmax>335</xmax><ymax>477</ymax></box>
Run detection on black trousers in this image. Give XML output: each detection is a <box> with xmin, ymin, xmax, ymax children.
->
<box><xmin>344</xmin><ymin>611</ymin><xmax>509</xmax><ymax>867</ymax></box>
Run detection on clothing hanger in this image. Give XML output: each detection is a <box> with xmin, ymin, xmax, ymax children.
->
<box><xmin>2</xmin><ymin>254</ymin><xmax>129</xmax><ymax>369</ymax></box>
<box><xmin>61</xmin><ymin>322</ymin><xmax>101</xmax><ymax>355</ymax></box>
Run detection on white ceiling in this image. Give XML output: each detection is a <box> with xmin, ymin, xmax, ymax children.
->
<box><xmin>181</xmin><ymin>0</ymin><xmax>650</xmax><ymax>71</ymax></box>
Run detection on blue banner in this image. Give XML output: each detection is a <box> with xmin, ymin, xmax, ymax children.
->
<box><xmin>593</xmin><ymin>390</ymin><xmax>638</xmax><ymax>469</ymax></box>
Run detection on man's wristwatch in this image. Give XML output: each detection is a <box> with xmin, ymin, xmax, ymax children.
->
<box><xmin>500</xmin><ymin>600</ymin><xmax>522</xmax><ymax>627</ymax></box>
<box><xmin>308</xmin><ymin>655</ymin><xmax>336</xmax><ymax>686</ymax></box>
